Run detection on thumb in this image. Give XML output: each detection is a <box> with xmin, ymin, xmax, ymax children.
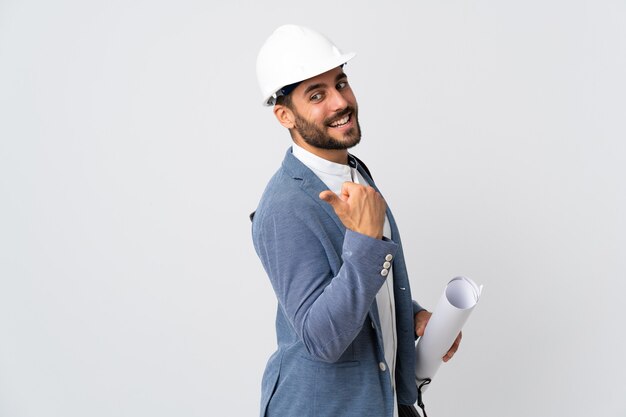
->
<box><xmin>319</xmin><ymin>191</ymin><xmax>348</xmax><ymax>214</ymax></box>
<box><xmin>319</xmin><ymin>190</ymin><xmax>341</xmax><ymax>207</ymax></box>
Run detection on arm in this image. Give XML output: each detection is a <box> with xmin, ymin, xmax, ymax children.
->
<box><xmin>255</xmin><ymin>213</ymin><xmax>397</xmax><ymax>363</ymax></box>
<box><xmin>254</xmin><ymin>181</ymin><xmax>391</xmax><ymax>363</ymax></box>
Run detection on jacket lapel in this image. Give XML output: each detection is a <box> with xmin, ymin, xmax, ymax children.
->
<box><xmin>281</xmin><ymin>148</ymin><xmax>346</xmax><ymax>234</ymax></box>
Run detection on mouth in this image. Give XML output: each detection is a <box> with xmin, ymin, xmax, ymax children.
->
<box><xmin>327</xmin><ymin>112</ymin><xmax>352</xmax><ymax>129</ymax></box>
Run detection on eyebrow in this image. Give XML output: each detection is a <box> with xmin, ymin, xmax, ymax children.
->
<box><xmin>303</xmin><ymin>72</ymin><xmax>348</xmax><ymax>96</ymax></box>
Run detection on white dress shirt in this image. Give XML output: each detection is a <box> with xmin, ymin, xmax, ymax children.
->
<box><xmin>292</xmin><ymin>143</ymin><xmax>399</xmax><ymax>417</ymax></box>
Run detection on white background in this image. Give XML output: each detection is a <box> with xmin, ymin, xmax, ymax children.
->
<box><xmin>1</xmin><ymin>1</ymin><xmax>625</xmax><ymax>416</ymax></box>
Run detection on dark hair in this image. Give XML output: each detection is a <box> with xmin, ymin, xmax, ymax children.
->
<box><xmin>275</xmin><ymin>93</ymin><xmax>294</xmax><ymax>109</ymax></box>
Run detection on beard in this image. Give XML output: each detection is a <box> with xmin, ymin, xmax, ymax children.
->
<box><xmin>292</xmin><ymin>106</ymin><xmax>362</xmax><ymax>150</ymax></box>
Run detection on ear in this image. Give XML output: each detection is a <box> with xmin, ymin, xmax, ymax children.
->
<box><xmin>273</xmin><ymin>104</ymin><xmax>295</xmax><ymax>129</ymax></box>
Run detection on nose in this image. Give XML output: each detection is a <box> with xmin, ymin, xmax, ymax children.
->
<box><xmin>328</xmin><ymin>88</ymin><xmax>349</xmax><ymax>111</ymax></box>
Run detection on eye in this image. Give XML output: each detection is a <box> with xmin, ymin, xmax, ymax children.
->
<box><xmin>337</xmin><ymin>80</ymin><xmax>348</xmax><ymax>90</ymax></box>
<box><xmin>310</xmin><ymin>92</ymin><xmax>323</xmax><ymax>102</ymax></box>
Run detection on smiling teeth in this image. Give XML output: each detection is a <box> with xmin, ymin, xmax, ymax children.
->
<box><xmin>330</xmin><ymin>115</ymin><xmax>350</xmax><ymax>127</ymax></box>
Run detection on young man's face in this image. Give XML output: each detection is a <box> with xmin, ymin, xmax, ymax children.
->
<box><xmin>286</xmin><ymin>66</ymin><xmax>361</xmax><ymax>150</ymax></box>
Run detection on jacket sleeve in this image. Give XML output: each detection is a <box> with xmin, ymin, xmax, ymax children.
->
<box><xmin>253</xmin><ymin>209</ymin><xmax>399</xmax><ymax>363</ymax></box>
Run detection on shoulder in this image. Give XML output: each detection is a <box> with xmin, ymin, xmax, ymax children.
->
<box><xmin>255</xmin><ymin>150</ymin><xmax>327</xmax><ymax>217</ymax></box>
<box><xmin>255</xmin><ymin>167</ymin><xmax>320</xmax><ymax>225</ymax></box>
<box><xmin>251</xmin><ymin>148</ymin><xmax>340</xmax><ymax>247</ymax></box>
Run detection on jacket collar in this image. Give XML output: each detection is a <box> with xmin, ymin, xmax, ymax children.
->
<box><xmin>281</xmin><ymin>147</ymin><xmax>346</xmax><ymax>233</ymax></box>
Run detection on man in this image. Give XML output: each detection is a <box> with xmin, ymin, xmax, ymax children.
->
<box><xmin>251</xmin><ymin>24</ymin><xmax>461</xmax><ymax>417</ymax></box>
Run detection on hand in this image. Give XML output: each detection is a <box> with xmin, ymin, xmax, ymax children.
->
<box><xmin>319</xmin><ymin>182</ymin><xmax>386</xmax><ymax>239</ymax></box>
<box><xmin>415</xmin><ymin>310</ymin><xmax>462</xmax><ymax>363</ymax></box>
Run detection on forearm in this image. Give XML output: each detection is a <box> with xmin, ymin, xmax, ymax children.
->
<box><xmin>297</xmin><ymin>231</ymin><xmax>398</xmax><ymax>361</ymax></box>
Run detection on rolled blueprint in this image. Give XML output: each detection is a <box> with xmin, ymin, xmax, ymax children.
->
<box><xmin>415</xmin><ymin>276</ymin><xmax>482</xmax><ymax>389</ymax></box>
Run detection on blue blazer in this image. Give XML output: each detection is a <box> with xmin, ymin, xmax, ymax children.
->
<box><xmin>252</xmin><ymin>148</ymin><xmax>423</xmax><ymax>417</ymax></box>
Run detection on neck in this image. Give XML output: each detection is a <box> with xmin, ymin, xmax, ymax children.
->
<box><xmin>293</xmin><ymin>139</ymin><xmax>349</xmax><ymax>165</ymax></box>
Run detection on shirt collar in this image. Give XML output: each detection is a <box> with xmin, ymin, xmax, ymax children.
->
<box><xmin>292</xmin><ymin>143</ymin><xmax>357</xmax><ymax>177</ymax></box>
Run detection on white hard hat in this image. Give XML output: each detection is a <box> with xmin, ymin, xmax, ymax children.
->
<box><xmin>256</xmin><ymin>24</ymin><xmax>356</xmax><ymax>106</ymax></box>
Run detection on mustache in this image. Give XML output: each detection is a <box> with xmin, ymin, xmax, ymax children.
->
<box><xmin>325</xmin><ymin>107</ymin><xmax>356</xmax><ymax>125</ymax></box>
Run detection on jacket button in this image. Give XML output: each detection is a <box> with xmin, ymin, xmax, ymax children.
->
<box><xmin>385</xmin><ymin>254</ymin><xmax>393</xmax><ymax>261</ymax></box>
<box><xmin>383</xmin><ymin>261</ymin><xmax>391</xmax><ymax>269</ymax></box>
<box><xmin>379</xmin><ymin>362</ymin><xmax>387</xmax><ymax>372</ymax></box>
<box><xmin>380</xmin><ymin>269</ymin><xmax>389</xmax><ymax>277</ymax></box>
